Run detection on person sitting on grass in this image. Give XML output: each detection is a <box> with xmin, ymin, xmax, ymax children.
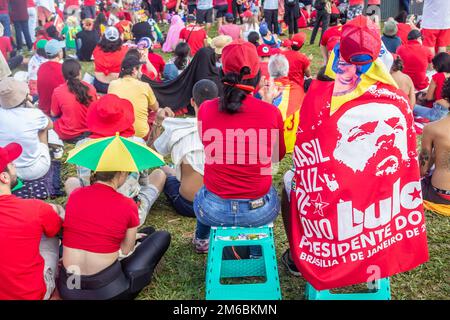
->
<box><xmin>219</xmin><ymin>13</ymin><xmax>242</xmax><ymax>41</ymax></box>
<box><xmin>58</xmin><ymin>169</ymin><xmax>171</xmax><ymax>300</ymax></box>
<box><xmin>419</xmin><ymin>78</ymin><xmax>450</xmax><ymax>217</ymax></box>
<box><xmin>0</xmin><ymin>142</ymin><xmax>63</xmax><ymax>300</ymax></box>
<box><xmin>153</xmin><ymin>79</ymin><xmax>218</xmax><ymax>218</ymax></box>
<box><xmin>192</xmin><ymin>40</ymin><xmax>286</xmax><ymax>253</ymax></box>
<box><xmin>390</xmin><ymin>55</ymin><xmax>416</xmax><ymax>108</ymax></box>
<box><xmin>51</xmin><ymin>59</ymin><xmax>98</xmax><ymax>143</ymax></box>
<box><xmin>75</xmin><ymin>18</ymin><xmax>99</xmax><ymax>62</ymax></box>
<box><xmin>64</xmin><ymin>94</ymin><xmax>168</xmax><ymax>227</ymax></box>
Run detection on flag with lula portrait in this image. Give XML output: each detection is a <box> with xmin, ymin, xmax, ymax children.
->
<box><xmin>288</xmin><ymin>45</ymin><xmax>429</xmax><ymax>291</ymax></box>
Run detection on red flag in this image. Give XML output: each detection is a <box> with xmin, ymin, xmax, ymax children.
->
<box><xmin>289</xmin><ymin>80</ymin><xmax>429</xmax><ymax>290</ymax></box>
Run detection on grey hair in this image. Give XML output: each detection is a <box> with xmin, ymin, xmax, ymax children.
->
<box><xmin>268</xmin><ymin>54</ymin><xmax>289</xmax><ymax>79</ymax></box>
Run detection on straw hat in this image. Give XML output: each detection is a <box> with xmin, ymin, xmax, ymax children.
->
<box><xmin>210</xmin><ymin>35</ymin><xmax>233</xmax><ymax>55</ymax></box>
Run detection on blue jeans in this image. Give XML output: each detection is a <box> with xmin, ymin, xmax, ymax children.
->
<box><xmin>14</xmin><ymin>20</ymin><xmax>33</xmax><ymax>50</ymax></box>
<box><xmin>0</xmin><ymin>13</ymin><xmax>11</xmax><ymax>37</ymax></box>
<box><xmin>413</xmin><ymin>103</ymin><xmax>449</xmax><ymax>122</ymax></box>
<box><xmin>163</xmin><ymin>176</ymin><xmax>196</xmax><ymax>218</ymax></box>
<box><xmin>194</xmin><ymin>186</ymin><xmax>280</xmax><ymax>240</ymax></box>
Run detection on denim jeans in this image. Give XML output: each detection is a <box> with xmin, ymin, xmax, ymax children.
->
<box><xmin>14</xmin><ymin>20</ymin><xmax>33</xmax><ymax>51</ymax></box>
<box><xmin>0</xmin><ymin>13</ymin><xmax>11</xmax><ymax>37</ymax></box>
<box><xmin>413</xmin><ymin>103</ymin><xmax>449</xmax><ymax>122</ymax></box>
<box><xmin>194</xmin><ymin>186</ymin><xmax>280</xmax><ymax>240</ymax></box>
<box><xmin>164</xmin><ymin>176</ymin><xmax>196</xmax><ymax>218</ymax></box>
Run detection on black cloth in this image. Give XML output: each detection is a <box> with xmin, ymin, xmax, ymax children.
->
<box><xmin>132</xmin><ymin>21</ymin><xmax>154</xmax><ymax>43</ymax></box>
<box><xmin>142</xmin><ymin>47</ymin><xmax>222</xmax><ymax>112</ymax></box>
<box><xmin>310</xmin><ymin>8</ymin><xmax>330</xmax><ymax>45</ymax></box>
<box><xmin>76</xmin><ymin>30</ymin><xmax>99</xmax><ymax>61</ymax></box>
<box><xmin>232</xmin><ymin>0</ymin><xmax>243</xmax><ymax>24</ymax></box>
<box><xmin>284</xmin><ymin>0</ymin><xmax>300</xmax><ymax>35</ymax></box>
<box><xmin>58</xmin><ymin>230</ymin><xmax>171</xmax><ymax>300</ymax></box>
<box><xmin>264</xmin><ymin>9</ymin><xmax>279</xmax><ymax>34</ymax></box>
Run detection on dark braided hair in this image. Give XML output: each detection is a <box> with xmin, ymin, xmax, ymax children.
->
<box><xmin>62</xmin><ymin>59</ymin><xmax>93</xmax><ymax>106</ymax></box>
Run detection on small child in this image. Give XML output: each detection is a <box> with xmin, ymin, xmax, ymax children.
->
<box><xmin>61</xmin><ymin>15</ymin><xmax>81</xmax><ymax>50</ymax></box>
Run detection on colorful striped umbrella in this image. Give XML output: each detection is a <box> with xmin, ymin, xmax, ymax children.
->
<box><xmin>66</xmin><ymin>133</ymin><xmax>165</xmax><ymax>172</ymax></box>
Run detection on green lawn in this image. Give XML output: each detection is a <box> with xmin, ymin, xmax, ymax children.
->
<box><xmin>52</xmin><ymin>27</ymin><xmax>450</xmax><ymax>300</ymax></box>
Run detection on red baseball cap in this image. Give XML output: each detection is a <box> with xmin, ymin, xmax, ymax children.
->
<box><xmin>291</xmin><ymin>32</ymin><xmax>306</xmax><ymax>48</ymax></box>
<box><xmin>0</xmin><ymin>143</ymin><xmax>22</xmax><ymax>172</ymax></box>
<box><xmin>257</xmin><ymin>44</ymin><xmax>280</xmax><ymax>57</ymax></box>
<box><xmin>221</xmin><ymin>40</ymin><xmax>260</xmax><ymax>80</ymax></box>
<box><xmin>87</xmin><ymin>94</ymin><xmax>135</xmax><ymax>138</ymax></box>
<box><xmin>281</xmin><ymin>39</ymin><xmax>292</xmax><ymax>48</ymax></box>
<box><xmin>340</xmin><ymin>15</ymin><xmax>381</xmax><ymax>65</ymax></box>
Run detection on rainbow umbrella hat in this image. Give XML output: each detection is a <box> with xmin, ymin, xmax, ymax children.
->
<box><xmin>66</xmin><ymin>133</ymin><xmax>165</xmax><ymax>172</ymax></box>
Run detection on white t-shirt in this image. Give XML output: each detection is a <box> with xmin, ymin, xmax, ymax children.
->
<box><xmin>28</xmin><ymin>54</ymin><xmax>48</xmax><ymax>81</ymax></box>
<box><xmin>421</xmin><ymin>0</ymin><xmax>450</xmax><ymax>30</ymax></box>
<box><xmin>0</xmin><ymin>107</ymin><xmax>49</xmax><ymax>169</ymax></box>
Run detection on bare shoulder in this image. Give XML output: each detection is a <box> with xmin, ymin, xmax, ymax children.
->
<box><xmin>424</xmin><ymin>116</ymin><xmax>450</xmax><ymax>137</ymax></box>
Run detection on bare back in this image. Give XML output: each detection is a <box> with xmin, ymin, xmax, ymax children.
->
<box><xmin>62</xmin><ymin>246</ymin><xmax>119</xmax><ymax>276</ymax></box>
<box><xmin>179</xmin><ymin>162</ymin><xmax>203</xmax><ymax>202</ymax></box>
<box><xmin>391</xmin><ymin>71</ymin><xmax>415</xmax><ymax>107</ymax></box>
<box><xmin>422</xmin><ymin>116</ymin><xmax>450</xmax><ymax>190</ymax></box>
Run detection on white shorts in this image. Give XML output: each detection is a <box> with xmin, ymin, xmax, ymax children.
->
<box><xmin>284</xmin><ymin>170</ymin><xmax>295</xmax><ymax>202</ymax></box>
<box><xmin>40</xmin><ymin>236</ymin><xmax>60</xmax><ymax>300</ymax></box>
<box><xmin>16</xmin><ymin>143</ymin><xmax>51</xmax><ymax>181</ymax></box>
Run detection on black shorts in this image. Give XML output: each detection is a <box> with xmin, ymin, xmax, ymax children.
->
<box><xmin>197</xmin><ymin>8</ymin><xmax>213</xmax><ymax>24</ymax></box>
<box><xmin>215</xmin><ymin>5</ymin><xmax>228</xmax><ymax>18</ymax></box>
<box><xmin>152</xmin><ymin>0</ymin><xmax>163</xmax><ymax>13</ymax></box>
<box><xmin>301</xmin><ymin>0</ymin><xmax>313</xmax><ymax>6</ymax></box>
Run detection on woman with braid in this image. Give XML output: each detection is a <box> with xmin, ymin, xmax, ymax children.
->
<box><xmin>51</xmin><ymin>59</ymin><xmax>98</xmax><ymax>143</ymax></box>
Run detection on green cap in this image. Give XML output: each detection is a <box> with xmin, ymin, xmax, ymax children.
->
<box><xmin>36</xmin><ymin>39</ymin><xmax>48</xmax><ymax>50</ymax></box>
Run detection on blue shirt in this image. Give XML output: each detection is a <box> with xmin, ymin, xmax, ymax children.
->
<box><xmin>382</xmin><ymin>35</ymin><xmax>402</xmax><ymax>54</ymax></box>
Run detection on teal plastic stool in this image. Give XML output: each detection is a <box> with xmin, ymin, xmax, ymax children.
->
<box><xmin>305</xmin><ymin>278</ymin><xmax>391</xmax><ymax>300</ymax></box>
<box><xmin>205</xmin><ymin>224</ymin><xmax>282</xmax><ymax>300</ymax></box>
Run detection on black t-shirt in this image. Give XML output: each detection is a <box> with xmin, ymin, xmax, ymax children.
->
<box><xmin>132</xmin><ymin>22</ymin><xmax>155</xmax><ymax>43</ymax></box>
<box><xmin>76</xmin><ymin>30</ymin><xmax>99</xmax><ymax>61</ymax></box>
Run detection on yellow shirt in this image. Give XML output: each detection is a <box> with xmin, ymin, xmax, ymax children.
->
<box><xmin>108</xmin><ymin>77</ymin><xmax>157</xmax><ymax>138</ymax></box>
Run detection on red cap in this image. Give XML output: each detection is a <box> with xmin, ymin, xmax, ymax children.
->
<box><xmin>222</xmin><ymin>40</ymin><xmax>260</xmax><ymax>80</ymax></box>
<box><xmin>240</xmin><ymin>10</ymin><xmax>253</xmax><ymax>18</ymax></box>
<box><xmin>0</xmin><ymin>143</ymin><xmax>22</xmax><ymax>172</ymax></box>
<box><xmin>291</xmin><ymin>32</ymin><xmax>306</xmax><ymax>48</ymax></box>
<box><xmin>340</xmin><ymin>15</ymin><xmax>381</xmax><ymax>65</ymax></box>
<box><xmin>257</xmin><ymin>44</ymin><xmax>281</xmax><ymax>57</ymax></box>
<box><xmin>87</xmin><ymin>94</ymin><xmax>135</xmax><ymax>138</ymax></box>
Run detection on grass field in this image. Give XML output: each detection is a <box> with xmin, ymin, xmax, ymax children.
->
<box><xmin>52</xmin><ymin>26</ymin><xmax>450</xmax><ymax>300</ymax></box>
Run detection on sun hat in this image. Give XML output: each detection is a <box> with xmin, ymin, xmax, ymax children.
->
<box><xmin>104</xmin><ymin>26</ymin><xmax>120</xmax><ymax>42</ymax></box>
<box><xmin>86</xmin><ymin>94</ymin><xmax>135</xmax><ymax>138</ymax></box>
<box><xmin>221</xmin><ymin>39</ymin><xmax>260</xmax><ymax>80</ymax></box>
<box><xmin>45</xmin><ymin>39</ymin><xmax>65</xmax><ymax>56</ymax></box>
<box><xmin>257</xmin><ymin>44</ymin><xmax>280</xmax><ymax>57</ymax></box>
<box><xmin>383</xmin><ymin>20</ymin><xmax>398</xmax><ymax>37</ymax></box>
<box><xmin>291</xmin><ymin>32</ymin><xmax>306</xmax><ymax>48</ymax></box>
<box><xmin>339</xmin><ymin>15</ymin><xmax>381</xmax><ymax>65</ymax></box>
<box><xmin>0</xmin><ymin>143</ymin><xmax>22</xmax><ymax>172</ymax></box>
<box><xmin>211</xmin><ymin>35</ymin><xmax>233</xmax><ymax>55</ymax></box>
<box><xmin>0</xmin><ymin>77</ymin><xmax>29</xmax><ymax>109</ymax></box>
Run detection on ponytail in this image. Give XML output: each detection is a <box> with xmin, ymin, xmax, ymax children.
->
<box><xmin>62</xmin><ymin>59</ymin><xmax>93</xmax><ymax>106</ymax></box>
<box><xmin>220</xmin><ymin>67</ymin><xmax>260</xmax><ymax>114</ymax></box>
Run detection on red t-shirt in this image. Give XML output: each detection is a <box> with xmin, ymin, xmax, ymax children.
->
<box><xmin>179</xmin><ymin>25</ymin><xmax>207</xmax><ymax>56</ymax></box>
<box><xmin>368</xmin><ymin>0</ymin><xmax>380</xmax><ymax>5</ymax></box>
<box><xmin>27</xmin><ymin>0</ymin><xmax>35</xmax><ymax>8</ymax></box>
<box><xmin>396</xmin><ymin>23</ymin><xmax>412</xmax><ymax>45</ymax></box>
<box><xmin>63</xmin><ymin>183</ymin><xmax>140</xmax><ymax>254</ymax></box>
<box><xmin>65</xmin><ymin>0</ymin><xmax>80</xmax><ymax>8</ymax></box>
<box><xmin>282</xmin><ymin>50</ymin><xmax>311</xmax><ymax>87</ymax></box>
<box><xmin>93</xmin><ymin>45</ymin><xmax>128</xmax><ymax>75</ymax></box>
<box><xmin>84</xmin><ymin>0</ymin><xmax>96</xmax><ymax>6</ymax></box>
<box><xmin>396</xmin><ymin>40</ymin><xmax>433</xmax><ymax>91</ymax></box>
<box><xmin>37</xmin><ymin>61</ymin><xmax>65</xmax><ymax>116</ymax></box>
<box><xmin>0</xmin><ymin>36</ymin><xmax>12</xmax><ymax>59</ymax></box>
<box><xmin>349</xmin><ymin>0</ymin><xmax>364</xmax><ymax>5</ymax></box>
<box><xmin>0</xmin><ymin>195</ymin><xmax>62</xmax><ymax>300</ymax></box>
<box><xmin>148</xmin><ymin>52</ymin><xmax>166</xmax><ymax>80</ymax></box>
<box><xmin>51</xmin><ymin>82</ymin><xmax>97</xmax><ymax>140</ymax></box>
<box><xmin>166</xmin><ymin>0</ymin><xmax>178</xmax><ymax>9</ymax></box>
<box><xmin>198</xmin><ymin>96</ymin><xmax>286</xmax><ymax>199</ymax></box>
<box><xmin>320</xmin><ymin>25</ymin><xmax>342</xmax><ymax>51</ymax></box>
<box><xmin>432</xmin><ymin>72</ymin><xmax>447</xmax><ymax>101</ymax></box>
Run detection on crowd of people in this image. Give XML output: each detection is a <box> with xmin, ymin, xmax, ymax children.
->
<box><xmin>0</xmin><ymin>0</ymin><xmax>448</xmax><ymax>300</ymax></box>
